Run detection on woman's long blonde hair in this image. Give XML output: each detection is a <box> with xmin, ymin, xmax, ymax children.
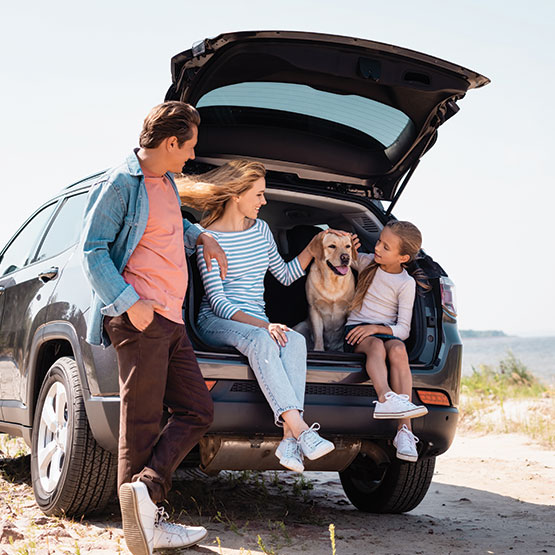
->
<box><xmin>350</xmin><ymin>220</ymin><xmax>430</xmax><ymax>312</ymax></box>
<box><xmin>176</xmin><ymin>159</ymin><xmax>266</xmax><ymax>227</ymax></box>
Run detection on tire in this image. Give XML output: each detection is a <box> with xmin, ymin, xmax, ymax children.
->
<box><xmin>339</xmin><ymin>453</ymin><xmax>436</xmax><ymax>513</ymax></box>
<box><xmin>31</xmin><ymin>356</ymin><xmax>117</xmax><ymax>516</ymax></box>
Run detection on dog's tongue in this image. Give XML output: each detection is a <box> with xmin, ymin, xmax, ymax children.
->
<box><xmin>335</xmin><ymin>265</ymin><xmax>349</xmax><ymax>275</ymax></box>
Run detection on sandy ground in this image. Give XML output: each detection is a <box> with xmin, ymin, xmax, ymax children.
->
<box><xmin>0</xmin><ymin>431</ymin><xmax>554</xmax><ymax>555</ymax></box>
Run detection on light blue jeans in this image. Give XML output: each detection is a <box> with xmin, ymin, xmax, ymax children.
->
<box><xmin>197</xmin><ymin>312</ymin><xmax>307</xmax><ymax>426</ymax></box>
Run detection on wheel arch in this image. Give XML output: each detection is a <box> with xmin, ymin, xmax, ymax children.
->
<box><xmin>28</xmin><ymin>322</ymin><xmax>90</xmax><ymax>427</ymax></box>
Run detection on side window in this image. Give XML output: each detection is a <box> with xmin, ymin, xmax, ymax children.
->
<box><xmin>35</xmin><ymin>193</ymin><xmax>89</xmax><ymax>262</ymax></box>
<box><xmin>0</xmin><ymin>203</ymin><xmax>57</xmax><ymax>277</ymax></box>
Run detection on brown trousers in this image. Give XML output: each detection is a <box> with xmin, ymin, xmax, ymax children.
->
<box><xmin>104</xmin><ymin>312</ymin><xmax>214</xmax><ymax>503</ymax></box>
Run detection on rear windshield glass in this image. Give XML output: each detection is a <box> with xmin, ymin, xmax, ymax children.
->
<box><xmin>197</xmin><ymin>82</ymin><xmax>413</xmax><ymax>148</ymax></box>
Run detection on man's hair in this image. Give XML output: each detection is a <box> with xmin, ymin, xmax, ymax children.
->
<box><xmin>139</xmin><ymin>101</ymin><xmax>201</xmax><ymax>149</ymax></box>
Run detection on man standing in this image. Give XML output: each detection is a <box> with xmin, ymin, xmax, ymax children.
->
<box><xmin>81</xmin><ymin>101</ymin><xmax>226</xmax><ymax>554</ymax></box>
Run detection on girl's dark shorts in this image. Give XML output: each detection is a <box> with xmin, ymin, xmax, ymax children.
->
<box><xmin>343</xmin><ymin>324</ymin><xmax>403</xmax><ymax>353</ymax></box>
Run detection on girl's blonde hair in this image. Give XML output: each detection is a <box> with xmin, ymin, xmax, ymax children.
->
<box><xmin>176</xmin><ymin>159</ymin><xmax>266</xmax><ymax>227</ymax></box>
<box><xmin>350</xmin><ymin>220</ymin><xmax>429</xmax><ymax>312</ymax></box>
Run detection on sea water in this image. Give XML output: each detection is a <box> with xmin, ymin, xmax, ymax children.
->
<box><xmin>461</xmin><ymin>335</ymin><xmax>555</xmax><ymax>385</ymax></box>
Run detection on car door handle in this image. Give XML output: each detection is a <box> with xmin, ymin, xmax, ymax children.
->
<box><xmin>38</xmin><ymin>267</ymin><xmax>59</xmax><ymax>283</ymax></box>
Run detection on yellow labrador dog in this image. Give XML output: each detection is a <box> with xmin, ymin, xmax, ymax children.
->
<box><xmin>295</xmin><ymin>232</ymin><xmax>356</xmax><ymax>351</ymax></box>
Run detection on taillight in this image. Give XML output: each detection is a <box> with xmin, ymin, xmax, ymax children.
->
<box><xmin>440</xmin><ymin>277</ymin><xmax>457</xmax><ymax>318</ymax></box>
<box><xmin>205</xmin><ymin>380</ymin><xmax>217</xmax><ymax>391</ymax></box>
<box><xmin>416</xmin><ymin>390</ymin><xmax>451</xmax><ymax>406</ymax></box>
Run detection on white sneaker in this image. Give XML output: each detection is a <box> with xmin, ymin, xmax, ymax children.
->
<box><xmin>275</xmin><ymin>438</ymin><xmax>287</xmax><ymax>460</ymax></box>
<box><xmin>393</xmin><ymin>424</ymin><xmax>419</xmax><ymax>462</ymax></box>
<box><xmin>275</xmin><ymin>438</ymin><xmax>304</xmax><ymax>472</ymax></box>
<box><xmin>153</xmin><ymin>507</ymin><xmax>208</xmax><ymax>551</ymax></box>
<box><xmin>119</xmin><ymin>481</ymin><xmax>157</xmax><ymax>555</ymax></box>
<box><xmin>373</xmin><ymin>391</ymin><xmax>428</xmax><ymax>419</ymax></box>
<box><xmin>297</xmin><ymin>423</ymin><xmax>335</xmax><ymax>461</ymax></box>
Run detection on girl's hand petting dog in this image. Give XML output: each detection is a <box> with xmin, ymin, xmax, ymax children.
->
<box><xmin>307</xmin><ymin>229</ymin><xmax>360</xmax><ymax>258</ymax></box>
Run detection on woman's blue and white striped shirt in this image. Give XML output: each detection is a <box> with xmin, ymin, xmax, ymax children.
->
<box><xmin>196</xmin><ymin>219</ymin><xmax>304</xmax><ymax>322</ymax></box>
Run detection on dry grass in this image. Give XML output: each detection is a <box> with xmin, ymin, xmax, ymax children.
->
<box><xmin>0</xmin><ymin>434</ymin><xmax>30</xmax><ymax>459</ymax></box>
<box><xmin>0</xmin><ymin>437</ymin><xmax>338</xmax><ymax>554</ymax></box>
<box><xmin>458</xmin><ymin>352</ymin><xmax>555</xmax><ymax>448</ymax></box>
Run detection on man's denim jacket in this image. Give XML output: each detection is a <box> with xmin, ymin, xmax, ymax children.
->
<box><xmin>80</xmin><ymin>150</ymin><xmax>201</xmax><ymax>346</ymax></box>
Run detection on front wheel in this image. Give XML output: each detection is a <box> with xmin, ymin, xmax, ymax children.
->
<box><xmin>31</xmin><ymin>356</ymin><xmax>117</xmax><ymax>516</ymax></box>
<box><xmin>339</xmin><ymin>453</ymin><xmax>436</xmax><ymax>513</ymax></box>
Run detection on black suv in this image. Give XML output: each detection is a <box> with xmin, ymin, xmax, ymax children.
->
<box><xmin>0</xmin><ymin>31</ymin><xmax>488</xmax><ymax>517</ymax></box>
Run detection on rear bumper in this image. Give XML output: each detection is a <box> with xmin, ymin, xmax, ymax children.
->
<box><xmin>203</xmin><ymin>342</ymin><xmax>462</xmax><ymax>459</ymax></box>
<box><xmin>85</xmin><ymin>342</ymin><xmax>462</xmax><ymax>458</ymax></box>
<box><xmin>209</xmin><ymin>384</ymin><xmax>458</xmax><ymax>456</ymax></box>
<box><xmin>84</xmin><ymin>386</ymin><xmax>458</xmax><ymax>458</ymax></box>
<box><xmin>196</xmin><ymin>403</ymin><xmax>458</xmax><ymax>472</ymax></box>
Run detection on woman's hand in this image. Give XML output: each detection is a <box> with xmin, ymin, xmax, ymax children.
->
<box><xmin>345</xmin><ymin>324</ymin><xmax>386</xmax><ymax>345</ymax></box>
<box><xmin>198</xmin><ymin>232</ymin><xmax>228</xmax><ymax>279</ymax></box>
<box><xmin>267</xmin><ymin>322</ymin><xmax>290</xmax><ymax>347</ymax></box>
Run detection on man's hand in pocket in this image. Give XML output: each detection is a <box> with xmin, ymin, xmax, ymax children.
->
<box><xmin>126</xmin><ymin>299</ymin><xmax>166</xmax><ymax>331</ymax></box>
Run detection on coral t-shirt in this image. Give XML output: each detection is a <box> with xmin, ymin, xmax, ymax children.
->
<box><xmin>122</xmin><ymin>170</ymin><xmax>188</xmax><ymax>324</ymax></box>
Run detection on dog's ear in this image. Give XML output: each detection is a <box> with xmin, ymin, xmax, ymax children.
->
<box><xmin>310</xmin><ymin>231</ymin><xmax>325</xmax><ymax>260</ymax></box>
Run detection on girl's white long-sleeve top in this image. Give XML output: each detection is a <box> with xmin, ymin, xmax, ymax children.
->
<box><xmin>347</xmin><ymin>253</ymin><xmax>416</xmax><ymax>340</ymax></box>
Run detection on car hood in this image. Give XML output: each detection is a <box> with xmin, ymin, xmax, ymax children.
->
<box><xmin>166</xmin><ymin>30</ymin><xmax>489</xmax><ymax>201</ymax></box>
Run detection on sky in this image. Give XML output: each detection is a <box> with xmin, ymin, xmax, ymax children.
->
<box><xmin>1</xmin><ymin>0</ymin><xmax>554</xmax><ymax>336</ymax></box>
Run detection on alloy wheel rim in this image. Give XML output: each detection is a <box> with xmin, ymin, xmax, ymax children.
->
<box><xmin>37</xmin><ymin>381</ymin><xmax>68</xmax><ymax>493</ymax></box>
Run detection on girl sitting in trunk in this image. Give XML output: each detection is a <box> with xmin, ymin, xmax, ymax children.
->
<box><xmin>344</xmin><ymin>220</ymin><xmax>430</xmax><ymax>462</ymax></box>
<box><xmin>176</xmin><ymin>159</ymin><xmax>348</xmax><ymax>473</ymax></box>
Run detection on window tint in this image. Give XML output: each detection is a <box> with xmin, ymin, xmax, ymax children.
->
<box><xmin>35</xmin><ymin>193</ymin><xmax>88</xmax><ymax>262</ymax></box>
<box><xmin>197</xmin><ymin>82</ymin><xmax>413</xmax><ymax>148</ymax></box>
<box><xmin>0</xmin><ymin>203</ymin><xmax>57</xmax><ymax>276</ymax></box>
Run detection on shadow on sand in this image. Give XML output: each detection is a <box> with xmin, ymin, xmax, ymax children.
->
<box><xmin>0</xmin><ymin>453</ymin><xmax>31</xmax><ymax>485</ymax></box>
<box><xmin>1</xmin><ymin>454</ymin><xmax>553</xmax><ymax>554</ymax></box>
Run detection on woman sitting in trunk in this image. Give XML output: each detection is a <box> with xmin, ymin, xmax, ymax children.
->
<box><xmin>176</xmin><ymin>159</ymin><xmax>336</xmax><ymax>473</ymax></box>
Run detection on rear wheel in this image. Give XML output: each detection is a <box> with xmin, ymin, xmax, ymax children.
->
<box><xmin>339</xmin><ymin>453</ymin><xmax>435</xmax><ymax>513</ymax></box>
<box><xmin>31</xmin><ymin>356</ymin><xmax>117</xmax><ymax>516</ymax></box>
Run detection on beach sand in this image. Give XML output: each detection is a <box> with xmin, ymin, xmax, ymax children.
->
<box><xmin>1</xmin><ymin>431</ymin><xmax>554</xmax><ymax>554</ymax></box>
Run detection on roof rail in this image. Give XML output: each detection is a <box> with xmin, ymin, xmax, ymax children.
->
<box><xmin>63</xmin><ymin>170</ymin><xmax>106</xmax><ymax>191</ymax></box>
